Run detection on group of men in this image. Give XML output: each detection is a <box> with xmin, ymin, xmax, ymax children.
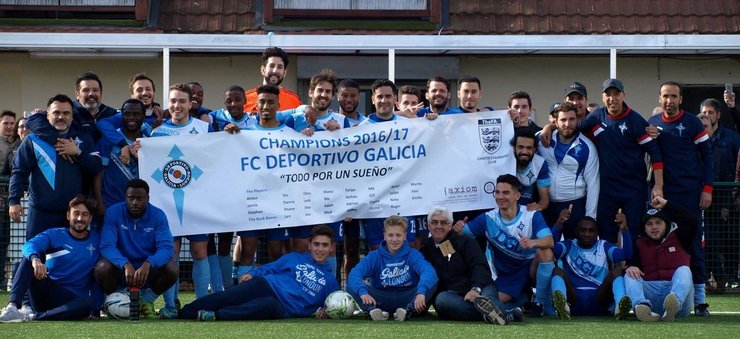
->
<box><xmin>0</xmin><ymin>45</ymin><xmax>738</xmax><ymax>323</ymax></box>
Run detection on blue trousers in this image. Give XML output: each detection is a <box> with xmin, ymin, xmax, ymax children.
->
<box><xmin>544</xmin><ymin>197</ymin><xmax>587</xmax><ymax>240</ymax></box>
<box><xmin>26</xmin><ymin>208</ymin><xmax>67</xmax><ymax>240</ymax></box>
<box><xmin>434</xmin><ymin>284</ymin><xmax>502</xmax><ymax>321</ymax></box>
<box><xmin>663</xmin><ymin>191</ymin><xmax>706</xmax><ymax>284</ymax></box>
<box><xmin>348</xmin><ymin>283</ymin><xmax>436</xmax><ymax>314</ymax></box>
<box><xmin>597</xmin><ymin>190</ymin><xmax>647</xmax><ymax>244</ymax></box>
<box><xmin>180</xmin><ymin>276</ymin><xmax>285</xmax><ymax>320</ymax></box>
<box><xmin>625</xmin><ymin>266</ymin><xmax>694</xmax><ymax>317</ymax></box>
<box><xmin>9</xmin><ymin>258</ymin><xmax>93</xmax><ymax>320</ymax></box>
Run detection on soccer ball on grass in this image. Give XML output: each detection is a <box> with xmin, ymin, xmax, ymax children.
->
<box><xmin>324</xmin><ymin>291</ymin><xmax>356</xmax><ymax>319</ymax></box>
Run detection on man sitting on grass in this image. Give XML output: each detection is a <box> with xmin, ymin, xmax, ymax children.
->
<box><xmin>347</xmin><ymin>215</ymin><xmax>438</xmax><ymax>321</ymax></box>
<box><xmin>0</xmin><ymin>195</ymin><xmax>100</xmax><ymax>322</ymax></box>
<box><xmin>179</xmin><ymin>225</ymin><xmax>339</xmax><ymax>321</ymax></box>
<box><xmin>625</xmin><ymin>196</ymin><xmax>697</xmax><ymax>322</ymax></box>
<box><xmin>550</xmin><ymin>208</ymin><xmax>633</xmax><ymax>319</ymax></box>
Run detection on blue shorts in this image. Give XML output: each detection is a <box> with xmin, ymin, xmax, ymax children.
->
<box><xmin>237</xmin><ymin>228</ymin><xmax>289</xmax><ymax>241</ymax></box>
<box><xmin>360</xmin><ymin>217</ymin><xmax>416</xmax><ymax>247</ymax></box>
<box><xmin>494</xmin><ymin>261</ymin><xmax>531</xmax><ymax>301</ymax></box>
<box><xmin>571</xmin><ymin>288</ymin><xmax>609</xmax><ymax>316</ymax></box>
<box><xmin>174</xmin><ymin>233</ymin><xmax>209</xmax><ymax>242</ymax></box>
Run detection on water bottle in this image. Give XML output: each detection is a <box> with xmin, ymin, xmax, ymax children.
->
<box><xmin>129</xmin><ymin>287</ymin><xmax>140</xmax><ymax>321</ymax></box>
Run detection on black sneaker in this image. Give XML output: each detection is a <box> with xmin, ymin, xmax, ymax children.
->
<box><xmin>694</xmin><ymin>303</ymin><xmax>710</xmax><ymax>317</ymax></box>
<box><xmin>473</xmin><ymin>296</ymin><xmax>506</xmax><ymax>325</ymax></box>
<box><xmin>530</xmin><ymin>302</ymin><xmax>544</xmax><ymax>318</ymax></box>
<box><xmin>504</xmin><ymin>307</ymin><xmax>524</xmax><ymax>323</ymax></box>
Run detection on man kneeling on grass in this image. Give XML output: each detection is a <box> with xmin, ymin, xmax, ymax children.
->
<box><xmin>179</xmin><ymin>225</ymin><xmax>339</xmax><ymax>321</ymax></box>
<box><xmin>347</xmin><ymin>215</ymin><xmax>438</xmax><ymax>321</ymax></box>
<box><xmin>625</xmin><ymin>196</ymin><xmax>696</xmax><ymax>322</ymax></box>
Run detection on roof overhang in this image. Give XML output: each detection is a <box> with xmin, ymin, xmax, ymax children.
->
<box><xmin>2</xmin><ymin>33</ymin><xmax>740</xmax><ymax>56</ymax></box>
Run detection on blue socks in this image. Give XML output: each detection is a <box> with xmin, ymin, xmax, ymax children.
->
<box><xmin>163</xmin><ymin>279</ymin><xmax>177</xmax><ymax>309</ymax></box>
<box><xmin>612</xmin><ymin>276</ymin><xmax>626</xmax><ymax>302</ymax></box>
<box><xmin>193</xmin><ymin>258</ymin><xmax>211</xmax><ymax>299</ymax></box>
<box><xmin>551</xmin><ymin>274</ymin><xmax>566</xmax><ymax>296</ymax></box>
<box><xmin>141</xmin><ymin>288</ymin><xmax>158</xmax><ymax>304</ymax></box>
<box><xmin>207</xmin><ymin>255</ymin><xmax>223</xmax><ymax>293</ymax></box>
<box><xmin>535</xmin><ymin>261</ymin><xmax>554</xmax><ymax>304</ymax></box>
<box><xmin>219</xmin><ymin>256</ymin><xmax>233</xmax><ymax>288</ymax></box>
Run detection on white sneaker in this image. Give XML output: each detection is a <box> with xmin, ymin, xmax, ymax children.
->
<box><xmin>662</xmin><ymin>293</ymin><xmax>680</xmax><ymax>322</ymax></box>
<box><xmin>18</xmin><ymin>306</ymin><xmax>33</xmax><ymax>317</ymax></box>
<box><xmin>393</xmin><ymin>308</ymin><xmax>407</xmax><ymax>321</ymax></box>
<box><xmin>635</xmin><ymin>303</ymin><xmax>660</xmax><ymax>322</ymax></box>
<box><xmin>369</xmin><ymin>308</ymin><xmax>388</xmax><ymax>321</ymax></box>
<box><xmin>0</xmin><ymin>304</ymin><xmax>22</xmax><ymax>323</ymax></box>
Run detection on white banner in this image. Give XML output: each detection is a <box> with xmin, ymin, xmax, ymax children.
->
<box><xmin>139</xmin><ymin>111</ymin><xmax>515</xmax><ymax>236</ymax></box>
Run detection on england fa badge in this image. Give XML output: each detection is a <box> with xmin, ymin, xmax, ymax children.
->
<box><xmin>478</xmin><ymin>118</ymin><xmax>502</xmax><ymax>154</ymax></box>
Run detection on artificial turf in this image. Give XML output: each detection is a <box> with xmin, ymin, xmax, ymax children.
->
<box><xmin>0</xmin><ymin>292</ymin><xmax>738</xmax><ymax>338</ymax></box>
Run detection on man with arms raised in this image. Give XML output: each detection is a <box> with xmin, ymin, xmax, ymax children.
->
<box><xmin>453</xmin><ymin>174</ymin><xmax>554</xmax><ymax>317</ymax></box>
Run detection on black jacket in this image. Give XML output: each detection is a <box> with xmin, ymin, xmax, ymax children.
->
<box><xmin>419</xmin><ymin>232</ymin><xmax>493</xmax><ymax>296</ymax></box>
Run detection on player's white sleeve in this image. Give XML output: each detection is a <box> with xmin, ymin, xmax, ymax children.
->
<box><xmin>584</xmin><ymin>138</ymin><xmax>600</xmax><ymax>218</ymax></box>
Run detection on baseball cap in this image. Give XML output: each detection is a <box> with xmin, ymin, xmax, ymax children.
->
<box><xmin>602</xmin><ymin>79</ymin><xmax>624</xmax><ymax>92</ymax></box>
<box><xmin>642</xmin><ymin>208</ymin><xmax>670</xmax><ymax>228</ymax></box>
<box><xmin>565</xmin><ymin>82</ymin><xmax>587</xmax><ymax>97</ymax></box>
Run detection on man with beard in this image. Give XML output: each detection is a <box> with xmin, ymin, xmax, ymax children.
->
<box><xmin>412</xmin><ymin>76</ymin><xmax>453</xmax><ymax>118</ymax></box>
<box><xmin>337</xmin><ymin>79</ymin><xmax>366</xmax><ymax>126</ymax></box>
<box><xmin>447</xmin><ymin>76</ymin><xmax>493</xmax><ymax>114</ymax></box>
<box><xmin>72</xmin><ymin>72</ymin><xmax>118</xmax><ymax>143</ymax></box>
<box><xmin>9</xmin><ymin>94</ymin><xmax>101</xmax><ymax>240</ymax></box>
<box><xmin>284</xmin><ymin>69</ymin><xmax>349</xmax><ymax>135</ymax></box>
<box><xmin>244</xmin><ymin>47</ymin><xmax>301</xmax><ymax>113</ymax></box>
<box><xmin>542</xmin><ymin>79</ymin><xmax>664</xmax><ymax>245</ymax></box>
<box><xmin>538</xmin><ymin>102</ymin><xmax>599</xmax><ymax>239</ymax></box>
<box><xmin>512</xmin><ymin>129</ymin><xmax>550</xmax><ymax>212</ymax></box>
<box><xmin>647</xmin><ymin>81</ymin><xmax>713</xmax><ymax>316</ymax></box>
<box><xmin>93</xmin><ymin>99</ymin><xmax>147</xmax><ymax>218</ymax></box>
<box><xmin>563</xmin><ymin>82</ymin><xmax>589</xmax><ymax>121</ymax></box>
<box><xmin>0</xmin><ymin>195</ymin><xmax>101</xmax><ymax>322</ymax></box>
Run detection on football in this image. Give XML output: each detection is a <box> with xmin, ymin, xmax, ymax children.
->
<box><xmin>324</xmin><ymin>291</ymin><xmax>355</xmax><ymax>319</ymax></box>
<box><xmin>104</xmin><ymin>291</ymin><xmax>131</xmax><ymax>320</ymax></box>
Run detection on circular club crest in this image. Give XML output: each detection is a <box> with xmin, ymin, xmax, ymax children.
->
<box><xmin>162</xmin><ymin>160</ymin><xmax>192</xmax><ymax>189</ymax></box>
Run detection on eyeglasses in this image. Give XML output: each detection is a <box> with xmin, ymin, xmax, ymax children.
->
<box><xmin>429</xmin><ymin>220</ymin><xmax>450</xmax><ymax>226</ymax></box>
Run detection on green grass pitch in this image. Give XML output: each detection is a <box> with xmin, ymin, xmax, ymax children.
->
<box><xmin>1</xmin><ymin>292</ymin><xmax>738</xmax><ymax>338</ymax></box>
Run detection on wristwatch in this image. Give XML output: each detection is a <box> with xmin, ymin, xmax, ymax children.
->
<box><xmin>471</xmin><ymin>287</ymin><xmax>482</xmax><ymax>293</ymax></box>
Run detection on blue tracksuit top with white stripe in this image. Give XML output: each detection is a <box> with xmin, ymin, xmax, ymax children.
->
<box><xmin>249</xmin><ymin>252</ymin><xmax>339</xmax><ymax>318</ymax></box>
<box><xmin>22</xmin><ymin>227</ymin><xmax>100</xmax><ymax>297</ymax></box>
<box><xmin>347</xmin><ymin>241</ymin><xmax>438</xmax><ymax>296</ymax></box>
<box><xmin>9</xmin><ymin>116</ymin><xmax>102</xmax><ymax>211</ymax></box>
<box><xmin>647</xmin><ymin>110</ymin><xmax>713</xmax><ymax>194</ymax></box>
<box><xmin>579</xmin><ymin>104</ymin><xmax>663</xmax><ymax>194</ymax></box>
<box><xmin>100</xmin><ymin>202</ymin><xmax>174</xmax><ymax>269</ymax></box>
